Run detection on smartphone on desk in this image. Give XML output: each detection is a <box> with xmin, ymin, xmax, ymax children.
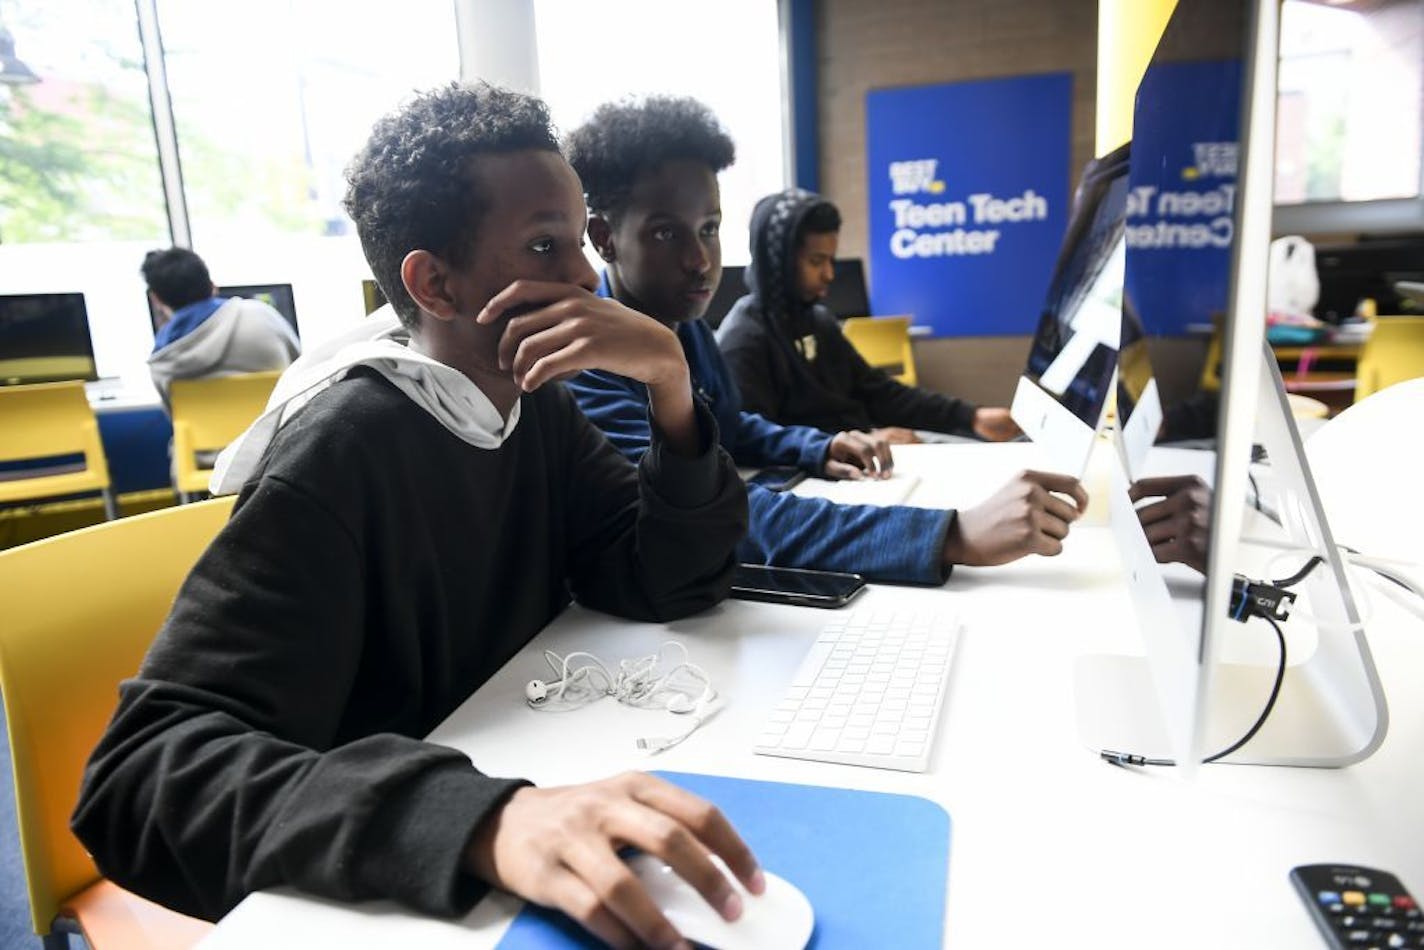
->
<box><xmin>730</xmin><ymin>564</ymin><xmax>866</xmax><ymax>609</ymax></box>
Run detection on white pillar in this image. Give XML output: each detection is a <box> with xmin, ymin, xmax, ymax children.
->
<box><xmin>1096</xmin><ymin>0</ymin><xmax>1178</xmax><ymax>157</ymax></box>
<box><xmin>454</xmin><ymin>0</ymin><xmax>541</xmax><ymax>94</ymax></box>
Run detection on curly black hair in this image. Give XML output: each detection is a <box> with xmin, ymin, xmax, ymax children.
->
<box><xmin>565</xmin><ymin>96</ymin><xmax>735</xmax><ymax>222</ymax></box>
<box><xmin>343</xmin><ymin>82</ymin><xmax>560</xmax><ymax>329</ymax></box>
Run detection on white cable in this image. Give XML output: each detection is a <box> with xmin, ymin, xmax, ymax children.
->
<box><xmin>526</xmin><ymin>642</ymin><xmax>722</xmax><ymax>752</ymax></box>
<box><xmin>531</xmin><ymin>649</ymin><xmax>617</xmax><ymax>709</ymax></box>
<box><xmin>637</xmin><ymin>698</ymin><xmax>726</xmax><ymax>755</ymax></box>
<box><xmin>1345</xmin><ymin>553</ymin><xmax>1424</xmax><ymax>591</ymax></box>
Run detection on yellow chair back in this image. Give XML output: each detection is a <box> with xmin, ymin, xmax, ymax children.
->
<box><xmin>169</xmin><ymin>371</ymin><xmax>281</xmax><ymax>495</ymax></box>
<box><xmin>1355</xmin><ymin>316</ymin><xmax>1424</xmax><ymax>403</ymax></box>
<box><xmin>1199</xmin><ymin>323</ymin><xmax>1224</xmax><ymax>392</ymax></box>
<box><xmin>0</xmin><ymin>496</ymin><xmax>234</xmax><ymax>936</ymax></box>
<box><xmin>0</xmin><ymin>381</ymin><xmax>113</xmax><ymax>512</ymax></box>
<box><xmin>841</xmin><ymin>315</ymin><xmax>918</xmax><ymax>386</ymax></box>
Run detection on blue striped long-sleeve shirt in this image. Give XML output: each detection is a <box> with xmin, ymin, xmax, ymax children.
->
<box><xmin>566</xmin><ymin>280</ymin><xmax>953</xmax><ymax>585</ymax></box>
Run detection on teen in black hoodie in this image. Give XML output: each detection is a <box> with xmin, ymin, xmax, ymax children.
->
<box><xmin>717</xmin><ymin>188</ymin><xmax>1021</xmax><ymax>445</ymax></box>
<box><xmin>72</xmin><ymin>83</ymin><xmax>761</xmax><ymax>950</ymax></box>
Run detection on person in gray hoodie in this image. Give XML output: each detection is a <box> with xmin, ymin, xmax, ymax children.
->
<box><xmin>143</xmin><ymin>247</ymin><xmax>300</xmax><ymax>402</ymax></box>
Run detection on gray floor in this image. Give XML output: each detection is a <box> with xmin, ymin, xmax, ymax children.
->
<box><xmin>2</xmin><ymin>692</ymin><xmax>49</xmax><ymax>948</ymax></box>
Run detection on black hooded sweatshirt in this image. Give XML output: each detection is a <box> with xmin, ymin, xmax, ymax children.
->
<box><xmin>716</xmin><ymin>188</ymin><xmax>978</xmax><ymax>436</ymax></box>
<box><xmin>70</xmin><ymin>370</ymin><xmax>746</xmax><ymax>922</ymax></box>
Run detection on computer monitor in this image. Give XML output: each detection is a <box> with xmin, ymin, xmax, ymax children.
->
<box><xmin>702</xmin><ymin>264</ymin><xmax>747</xmax><ymax>331</ymax></box>
<box><xmin>0</xmin><ymin>293</ymin><xmax>98</xmax><ymax>386</ymax></box>
<box><xmin>824</xmin><ymin>259</ymin><xmax>871</xmax><ymax>319</ymax></box>
<box><xmin>217</xmin><ymin>285</ymin><xmax>299</xmax><ymax>338</ymax></box>
<box><xmin>1312</xmin><ymin>237</ymin><xmax>1424</xmax><ymax>324</ymax></box>
<box><xmin>148</xmin><ymin>283</ymin><xmax>300</xmax><ymax>338</ymax></box>
<box><xmin>1080</xmin><ymin>0</ymin><xmax>1385</xmax><ymax>771</ymax></box>
<box><xmin>1009</xmin><ymin>142</ymin><xmax>1130</xmax><ymax>479</ymax></box>
<box><xmin>361</xmin><ymin>279</ymin><xmax>387</xmax><ymax>316</ymax></box>
<box><xmin>702</xmin><ymin>259</ymin><xmax>870</xmax><ymax>331</ymax></box>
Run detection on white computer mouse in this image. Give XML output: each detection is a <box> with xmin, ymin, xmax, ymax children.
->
<box><xmin>625</xmin><ymin>852</ymin><xmax>815</xmax><ymax>950</ymax></box>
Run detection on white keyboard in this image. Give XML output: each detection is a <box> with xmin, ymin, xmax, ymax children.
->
<box><xmin>793</xmin><ymin>472</ymin><xmax>921</xmax><ymax>507</ymax></box>
<box><xmin>754</xmin><ymin>608</ymin><xmax>961</xmax><ymax>772</ymax></box>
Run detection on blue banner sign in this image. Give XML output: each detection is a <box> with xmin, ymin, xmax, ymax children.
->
<box><xmin>866</xmin><ymin>73</ymin><xmax>1072</xmax><ymax>337</ymax></box>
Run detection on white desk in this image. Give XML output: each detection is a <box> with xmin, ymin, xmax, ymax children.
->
<box><xmin>85</xmin><ymin>376</ymin><xmax>161</xmax><ymax>414</ymax></box>
<box><xmin>203</xmin><ymin>443</ymin><xmax>1424</xmax><ymax>949</ymax></box>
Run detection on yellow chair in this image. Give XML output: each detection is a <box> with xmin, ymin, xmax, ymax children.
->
<box><xmin>169</xmin><ymin>371</ymin><xmax>281</xmax><ymax>501</ymax></box>
<box><xmin>0</xmin><ymin>497</ymin><xmax>234</xmax><ymax>949</ymax></box>
<box><xmin>1355</xmin><ymin>316</ymin><xmax>1424</xmax><ymax>403</ymax></box>
<box><xmin>1199</xmin><ymin>322</ymin><xmax>1224</xmax><ymax>392</ymax></box>
<box><xmin>841</xmin><ymin>315</ymin><xmax>919</xmax><ymax>386</ymax></box>
<box><xmin>0</xmin><ymin>381</ymin><xmax>116</xmax><ymax>520</ymax></box>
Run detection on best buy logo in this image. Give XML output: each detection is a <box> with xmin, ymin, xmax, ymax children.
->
<box><xmin>890</xmin><ymin>159</ymin><xmax>946</xmax><ymax>196</ymax></box>
<box><xmin>1181</xmin><ymin>141</ymin><xmax>1239</xmax><ymax>181</ymax></box>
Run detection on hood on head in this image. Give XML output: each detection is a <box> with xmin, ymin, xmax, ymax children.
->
<box><xmin>745</xmin><ymin>188</ymin><xmax>837</xmax><ymax>329</ymax></box>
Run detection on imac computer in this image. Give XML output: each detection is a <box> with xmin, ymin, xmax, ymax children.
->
<box><xmin>218</xmin><ymin>285</ymin><xmax>299</xmax><ymax>338</ymax></box>
<box><xmin>1079</xmin><ymin>0</ymin><xmax>1385</xmax><ymax>772</ymax></box>
<box><xmin>702</xmin><ymin>264</ymin><xmax>748</xmax><ymax>331</ymax></box>
<box><xmin>702</xmin><ymin>260</ymin><xmax>869</xmax><ymax>332</ymax></box>
<box><xmin>148</xmin><ymin>283</ymin><xmax>300</xmax><ymax>338</ymax></box>
<box><xmin>1009</xmin><ymin>142</ymin><xmax>1130</xmax><ymax>478</ymax></box>
<box><xmin>0</xmin><ymin>293</ymin><xmax>99</xmax><ymax>387</ymax></box>
<box><xmin>824</xmin><ymin>258</ymin><xmax>871</xmax><ymax>319</ymax></box>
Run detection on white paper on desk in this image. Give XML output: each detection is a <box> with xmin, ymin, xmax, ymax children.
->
<box><xmin>792</xmin><ymin>472</ymin><xmax>921</xmax><ymax>507</ymax></box>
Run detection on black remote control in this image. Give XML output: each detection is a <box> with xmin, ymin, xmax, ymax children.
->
<box><xmin>1291</xmin><ymin>864</ymin><xmax>1420</xmax><ymax>948</ymax></box>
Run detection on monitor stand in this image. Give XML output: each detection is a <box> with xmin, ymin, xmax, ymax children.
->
<box><xmin>1075</xmin><ymin>345</ymin><xmax>1388</xmax><ymax>769</ymax></box>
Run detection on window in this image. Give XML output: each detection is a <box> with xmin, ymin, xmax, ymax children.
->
<box><xmin>532</xmin><ymin>0</ymin><xmax>787</xmax><ymax>265</ymax></box>
<box><xmin>157</xmin><ymin>0</ymin><xmax>460</xmax><ymax>243</ymax></box>
<box><xmin>1</xmin><ymin>1</ymin><xmax>461</xmax><ymax>385</ymax></box>
<box><xmin>1276</xmin><ymin>0</ymin><xmax>1424</xmax><ymax>206</ymax></box>
<box><xmin>0</xmin><ymin>0</ymin><xmax>166</xmax><ymax>244</ymax></box>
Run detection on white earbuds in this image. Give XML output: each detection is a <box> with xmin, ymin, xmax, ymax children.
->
<box><xmin>525</xmin><ymin>678</ymin><xmax>563</xmax><ymax>704</ymax></box>
<box><xmin>665</xmin><ymin>693</ymin><xmax>696</xmax><ymax>714</ymax></box>
<box><xmin>525</xmin><ymin>643</ymin><xmax>721</xmax><ymax>755</ymax></box>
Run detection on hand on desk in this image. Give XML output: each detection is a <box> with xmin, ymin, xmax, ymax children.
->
<box><xmin>1129</xmin><ymin>475</ymin><xmax>1211</xmax><ymax>575</ymax></box>
<box><xmin>942</xmin><ymin>470</ymin><xmax>1088</xmax><ymax>567</ymax></box>
<box><xmin>824</xmin><ymin>430</ymin><xmax>894</xmax><ymax>480</ymax></box>
<box><xmin>971</xmin><ymin>407</ymin><xmax>1023</xmax><ymax>443</ymax></box>
<box><xmin>869</xmin><ymin>426</ymin><xmax>921</xmax><ymax>445</ymax></box>
<box><xmin>465</xmin><ymin>771</ymin><xmax>763</xmax><ymax>950</ymax></box>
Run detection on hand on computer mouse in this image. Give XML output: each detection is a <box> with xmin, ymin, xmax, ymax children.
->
<box><xmin>824</xmin><ymin>430</ymin><xmax>893</xmax><ymax>480</ymax></box>
<box><xmin>1128</xmin><ymin>474</ymin><xmax>1211</xmax><ymax>575</ymax></box>
<box><xmin>942</xmin><ymin>469</ymin><xmax>1089</xmax><ymax>566</ymax></box>
<box><xmin>463</xmin><ymin>771</ymin><xmax>764</xmax><ymax>950</ymax></box>
<box><xmin>626</xmin><ymin>852</ymin><xmax>815</xmax><ymax>950</ymax></box>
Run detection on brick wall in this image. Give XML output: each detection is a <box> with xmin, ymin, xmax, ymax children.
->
<box><xmin>818</xmin><ymin>0</ymin><xmax>1099</xmax><ymax>406</ymax></box>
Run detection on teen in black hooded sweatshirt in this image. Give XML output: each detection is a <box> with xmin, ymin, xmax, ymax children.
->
<box><xmin>717</xmin><ymin>188</ymin><xmax>1021</xmax><ymax>445</ymax></box>
<box><xmin>71</xmin><ymin>82</ymin><xmax>764</xmax><ymax>950</ymax></box>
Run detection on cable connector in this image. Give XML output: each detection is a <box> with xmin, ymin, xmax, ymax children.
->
<box><xmin>1100</xmin><ymin>748</ymin><xmax>1174</xmax><ymax>768</ymax></box>
<box><xmin>635</xmin><ymin>699</ymin><xmax>724</xmax><ymax>755</ymax></box>
<box><xmin>1100</xmin><ymin>749</ymin><xmax>1148</xmax><ymax>767</ymax></box>
<box><xmin>1230</xmin><ymin>574</ymin><xmax>1296</xmax><ymax>623</ymax></box>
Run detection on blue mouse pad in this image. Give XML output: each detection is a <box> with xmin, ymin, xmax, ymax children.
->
<box><xmin>495</xmin><ymin>770</ymin><xmax>951</xmax><ymax>949</ymax></box>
